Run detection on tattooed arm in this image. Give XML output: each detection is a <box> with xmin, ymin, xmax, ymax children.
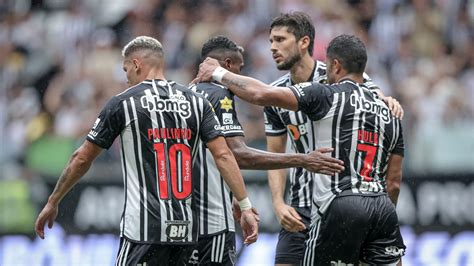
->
<box><xmin>35</xmin><ymin>140</ymin><xmax>103</xmax><ymax>239</ymax></box>
<box><xmin>195</xmin><ymin>57</ymin><xmax>298</xmax><ymax>111</ymax></box>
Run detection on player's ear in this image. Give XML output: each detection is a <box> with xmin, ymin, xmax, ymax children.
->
<box><xmin>224</xmin><ymin>58</ymin><xmax>232</xmax><ymax>70</ymax></box>
<box><xmin>333</xmin><ymin>59</ymin><xmax>342</xmax><ymax>74</ymax></box>
<box><xmin>132</xmin><ymin>59</ymin><xmax>140</xmax><ymax>71</ymax></box>
<box><xmin>299</xmin><ymin>36</ymin><xmax>310</xmax><ymax>52</ymax></box>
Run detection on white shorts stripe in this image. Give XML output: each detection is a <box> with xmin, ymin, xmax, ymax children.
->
<box><xmin>218</xmin><ymin>233</ymin><xmax>225</xmax><ymax>262</ymax></box>
<box><xmin>211</xmin><ymin>235</ymin><xmax>217</xmax><ymax>261</ymax></box>
<box><xmin>115</xmin><ymin>239</ymin><xmax>127</xmax><ymax>266</ymax></box>
<box><xmin>303</xmin><ymin>219</ymin><xmax>321</xmax><ymax>266</ymax></box>
<box><xmin>122</xmin><ymin>240</ymin><xmax>131</xmax><ymax>266</ymax></box>
<box><xmin>214</xmin><ymin>234</ymin><xmax>222</xmax><ymax>262</ymax></box>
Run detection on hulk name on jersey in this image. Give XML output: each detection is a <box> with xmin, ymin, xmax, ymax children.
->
<box><xmin>264</xmin><ymin>60</ymin><xmax>378</xmax><ymax>208</ymax></box>
<box><xmin>287</xmin><ymin>80</ymin><xmax>404</xmax><ymax>222</ymax></box>
<box><xmin>189</xmin><ymin>81</ymin><xmax>244</xmax><ymax>236</ymax></box>
<box><xmin>86</xmin><ymin>79</ymin><xmax>223</xmax><ymax>244</ymax></box>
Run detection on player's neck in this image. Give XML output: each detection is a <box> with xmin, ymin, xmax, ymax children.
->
<box><xmin>336</xmin><ymin>73</ymin><xmax>364</xmax><ymax>84</ymax></box>
<box><xmin>289</xmin><ymin>55</ymin><xmax>315</xmax><ymax>84</ymax></box>
<box><xmin>145</xmin><ymin>67</ymin><xmax>166</xmax><ymax>81</ymax></box>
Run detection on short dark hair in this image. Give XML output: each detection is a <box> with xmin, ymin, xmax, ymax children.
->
<box><xmin>201</xmin><ymin>35</ymin><xmax>243</xmax><ymax>60</ymax></box>
<box><xmin>326</xmin><ymin>35</ymin><xmax>367</xmax><ymax>74</ymax></box>
<box><xmin>270</xmin><ymin>12</ymin><xmax>315</xmax><ymax>56</ymax></box>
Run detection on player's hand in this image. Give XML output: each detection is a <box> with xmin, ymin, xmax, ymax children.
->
<box><xmin>35</xmin><ymin>201</ymin><xmax>59</xmax><ymax>239</ymax></box>
<box><xmin>384</xmin><ymin>96</ymin><xmax>404</xmax><ymax>120</ymax></box>
<box><xmin>240</xmin><ymin>209</ymin><xmax>259</xmax><ymax>245</ymax></box>
<box><xmin>191</xmin><ymin>57</ymin><xmax>221</xmax><ymax>84</ymax></box>
<box><xmin>273</xmin><ymin>202</ymin><xmax>305</xmax><ymax>232</ymax></box>
<box><xmin>232</xmin><ymin>198</ymin><xmax>259</xmax><ymax>224</ymax></box>
<box><xmin>304</xmin><ymin>148</ymin><xmax>344</xmax><ymax>175</ymax></box>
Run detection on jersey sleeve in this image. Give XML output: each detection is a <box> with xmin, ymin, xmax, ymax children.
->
<box><xmin>391</xmin><ymin>122</ymin><xmax>404</xmax><ymax>157</ymax></box>
<box><xmin>86</xmin><ymin>96</ymin><xmax>125</xmax><ymax>149</ymax></box>
<box><xmin>288</xmin><ymin>82</ymin><xmax>334</xmax><ymax>121</ymax></box>
<box><xmin>210</xmin><ymin>89</ymin><xmax>244</xmax><ymax>138</ymax></box>
<box><xmin>362</xmin><ymin>72</ymin><xmax>379</xmax><ymax>91</ymax></box>
<box><xmin>263</xmin><ymin>106</ymin><xmax>287</xmax><ymax>136</ymax></box>
<box><xmin>199</xmin><ymin>99</ymin><xmax>224</xmax><ymax>143</ymax></box>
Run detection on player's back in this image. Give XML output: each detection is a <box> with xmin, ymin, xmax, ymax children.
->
<box><xmin>188</xmin><ymin>81</ymin><xmax>243</xmax><ymax>236</ymax></box>
<box><xmin>287</xmin><ymin>80</ymin><xmax>403</xmax><ymax>217</ymax></box>
<box><xmin>330</xmin><ymin>81</ymin><xmax>403</xmax><ymax>195</ymax></box>
<box><xmin>106</xmin><ymin>79</ymin><xmax>223</xmax><ymax>244</ymax></box>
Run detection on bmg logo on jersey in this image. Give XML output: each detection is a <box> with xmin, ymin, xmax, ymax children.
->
<box><xmin>165</xmin><ymin>221</ymin><xmax>190</xmax><ymax>240</ymax></box>
<box><xmin>140</xmin><ymin>95</ymin><xmax>191</xmax><ymax>118</ymax></box>
<box><xmin>350</xmin><ymin>94</ymin><xmax>391</xmax><ymax>123</ymax></box>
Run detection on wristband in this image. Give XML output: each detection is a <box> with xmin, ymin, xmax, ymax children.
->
<box><xmin>238</xmin><ymin>197</ymin><xmax>252</xmax><ymax>211</ymax></box>
<box><xmin>211</xmin><ymin>66</ymin><xmax>229</xmax><ymax>83</ymax></box>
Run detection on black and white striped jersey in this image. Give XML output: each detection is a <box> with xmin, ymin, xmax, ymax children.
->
<box><xmin>189</xmin><ymin>82</ymin><xmax>245</xmax><ymax>236</ymax></box>
<box><xmin>264</xmin><ymin>60</ymin><xmax>378</xmax><ymax>208</ymax></box>
<box><xmin>287</xmin><ymin>79</ymin><xmax>404</xmax><ymax>222</ymax></box>
<box><xmin>86</xmin><ymin>79</ymin><xmax>223</xmax><ymax>244</ymax></box>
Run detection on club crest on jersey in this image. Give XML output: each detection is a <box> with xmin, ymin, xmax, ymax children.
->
<box><xmin>350</xmin><ymin>94</ymin><xmax>391</xmax><ymax>124</ymax></box>
<box><xmin>140</xmin><ymin>95</ymin><xmax>191</xmax><ymax>118</ymax></box>
<box><xmin>219</xmin><ymin>96</ymin><xmax>233</xmax><ymax>112</ymax></box>
<box><xmin>165</xmin><ymin>220</ymin><xmax>190</xmax><ymax>240</ymax></box>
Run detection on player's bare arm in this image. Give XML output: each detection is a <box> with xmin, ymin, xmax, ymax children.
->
<box><xmin>195</xmin><ymin>57</ymin><xmax>298</xmax><ymax>111</ymax></box>
<box><xmin>386</xmin><ymin>154</ymin><xmax>403</xmax><ymax>205</ymax></box>
<box><xmin>267</xmin><ymin>135</ymin><xmax>306</xmax><ymax>232</ymax></box>
<box><xmin>225</xmin><ymin>136</ymin><xmax>344</xmax><ymax>174</ymax></box>
<box><xmin>206</xmin><ymin>136</ymin><xmax>259</xmax><ymax>245</ymax></box>
<box><xmin>35</xmin><ymin>140</ymin><xmax>103</xmax><ymax>239</ymax></box>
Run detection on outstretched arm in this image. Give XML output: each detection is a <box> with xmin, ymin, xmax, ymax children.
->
<box><xmin>194</xmin><ymin>57</ymin><xmax>298</xmax><ymax>110</ymax></box>
<box><xmin>35</xmin><ymin>140</ymin><xmax>103</xmax><ymax>239</ymax></box>
<box><xmin>225</xmin><ymin>135</ymin><xmax>344</xmax><ymax>174</ymax></box>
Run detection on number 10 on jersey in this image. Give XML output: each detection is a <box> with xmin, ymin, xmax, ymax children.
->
<box><xmin>154</xmin><ymin>143</ymin><xmax>192</xmax><ymax>200</ymax></box>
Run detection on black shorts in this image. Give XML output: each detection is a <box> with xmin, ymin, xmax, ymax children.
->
<box><xmin>303</xmin><ymin>195</ymin><xmax>405</xmax><ymax>266</ymax></box>
<box><xmin>274</xmin><ymin>206</ymin><xmax>311</xmax><ymax>265</ymax></box>
<box><xmin>187</xmin><ymin>231</ymin><xmax>236</xmax><ymax>265</ymax></box>
<box><xmin>115</xmin><ymin>237</ymin><xmax>193</xmax><ymax>266</ymax></box>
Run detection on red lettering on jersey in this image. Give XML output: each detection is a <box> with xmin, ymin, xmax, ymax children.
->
<box><xmin>357</xmin><ymin>129</ymin><xmax>379</xmax><ymax>144</ymax></box>
<box><xmin>147</xmin><ymin>128</ymin><xmax>192</xmax><ymax>140</ymax></box>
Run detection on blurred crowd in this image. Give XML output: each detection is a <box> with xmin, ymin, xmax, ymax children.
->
<box><xmin>0</xmin><ymin>0</ymin><xmax>473</xmax><ymax>179</ymax></box>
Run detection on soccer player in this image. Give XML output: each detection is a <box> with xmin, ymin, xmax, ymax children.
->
<box><xmin>34</xmin><ymin>36</ymin><xmax>258</xmax><ymax>266</ymax></box>
<box><xmin>194</xmin><ymin>34</ymin><xmax>406</xmax><ymax>265</ymax></box>
<box><xmin>188</xmin><ymin>36</ymin><xmax>344</xmax><ymax>265</ymax></box>
<box><xmin>264</xmin><ymin>12</ymin><xmax>403</xmax><ymax>265</ymax></box>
